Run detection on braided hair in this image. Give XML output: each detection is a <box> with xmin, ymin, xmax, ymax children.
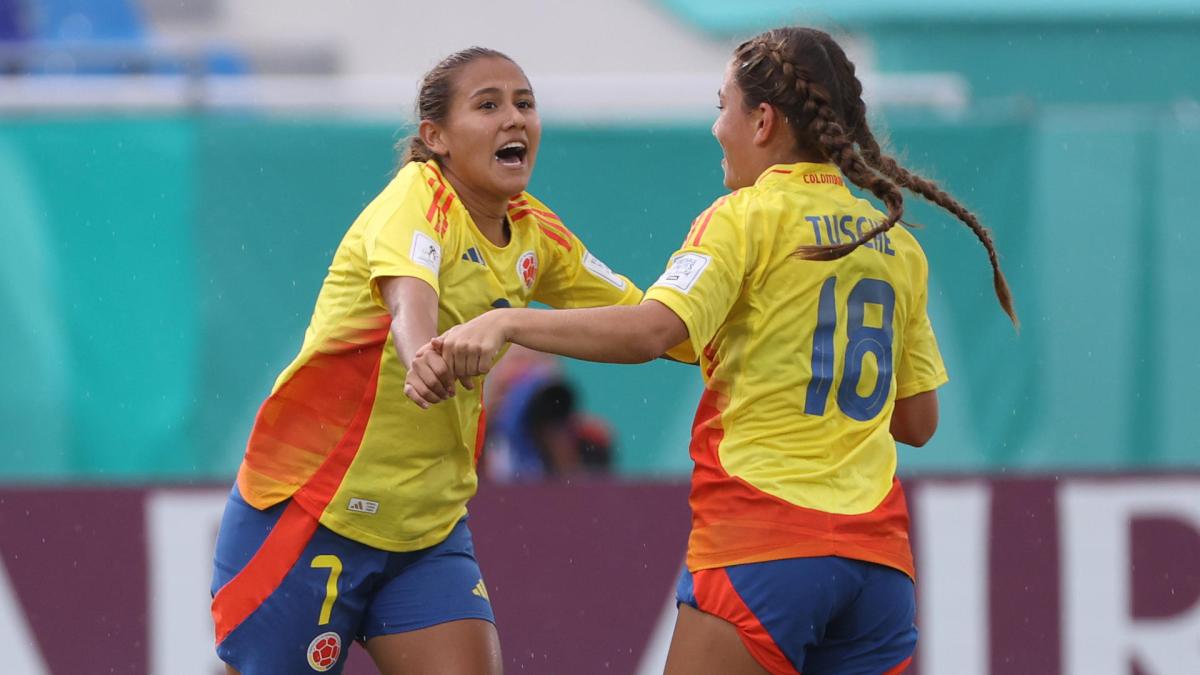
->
<box><xmin>732</xmin><ymin>28</ymin><xmax>1017</xmax><ymax>326</ymax></box>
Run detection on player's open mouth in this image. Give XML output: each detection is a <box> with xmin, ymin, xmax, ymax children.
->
<box><xmin>495</xmin><ymin>141</ymin><xmax>527</xmax><ymax>168</ymax></box>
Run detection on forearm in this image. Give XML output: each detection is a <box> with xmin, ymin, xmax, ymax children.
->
<box><xmin>501</xmin><ymin>305</ymin><xmax>667</xmax><ymax>364</ymax></box>
<box><xmin>378</xmin><ymin>277</ymin><xmax>440</xmax><ymax>369</ymax></box>
<box><xmin>392</xmin><ymin>305</ymin><xmax>438</xmax><ymax>369</ymax></box>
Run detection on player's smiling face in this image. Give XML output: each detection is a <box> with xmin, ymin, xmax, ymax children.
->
<box><xmin>712</xmin><ymin>63</ymin><xmax>759</xmax><ymax>190</ymax></box>
<box><xmin>433</xmin><ymin>57</ymin><xmax>541</xmax><ymax>201</ymax></box>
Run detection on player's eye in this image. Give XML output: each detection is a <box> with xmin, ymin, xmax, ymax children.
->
<box><xmin>478</xmin><ymin>100</ymin><xmax>497</xmax><ymax>110</ymax></box>
<box><xmin>517</xmin><ymin>99</ymin><xmax>535</xmax><ymax>110</ymax></box>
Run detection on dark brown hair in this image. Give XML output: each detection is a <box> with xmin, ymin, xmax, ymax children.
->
<box><xmin>732</xmin><ymin>27</ymin><xmax>1017</xmax><ymax>326</ymax></box>
<box><xmin>398</xmin><ymin>46</ymin><xmax>516</xmax><ymax>165</ymax></box>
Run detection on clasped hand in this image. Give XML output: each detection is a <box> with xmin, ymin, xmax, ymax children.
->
<box><xmin>403</xmin><ymin>310</ymin><xmax>509</xmax><ymax>408</ymax></box>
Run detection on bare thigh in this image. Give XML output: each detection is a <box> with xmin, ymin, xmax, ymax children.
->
<box><xmin>663</xmin><ymin>604</ymin><xmax>769</xmax><ymax>675</ymax></box>
<box><xmin>367</xmin><ymin>618</ymin><xmax>502</xmax><ymax>675</ymax></box>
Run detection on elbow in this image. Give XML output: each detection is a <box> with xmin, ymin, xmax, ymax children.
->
<box><xmin>622</xmin><ymin>324</ymin><xmax>675</xmax><ymax>364</ymax></box>
<box><xmin>901</xmin><ymin>428</ymin><xmax>935</xmax><ymax>448</ymax></box>
<box><xmin>894</xmin><ymin>422</ymin><xmax>937</xmax><ymax>448</ymax></box>
<box><xmin>891</xmin><ymin>390</ymin><xmax>939</xmax><ymax>448</ymax></box>
<box><xmin>628</xmin><ymin>331</ymin><xmax>668</xmax><ymax>364</ymax></box>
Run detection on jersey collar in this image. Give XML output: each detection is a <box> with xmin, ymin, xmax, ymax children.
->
<box><xmin>754</xmin><ymin>162</ymin><xmax>847</xmax><ymax>191</ymax></box>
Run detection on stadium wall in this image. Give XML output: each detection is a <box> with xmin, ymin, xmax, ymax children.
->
<box><xmin>1</xmin><ymin>476</ymin><xmax>1197</xmax><ymax>674</ymax></box>
<box><xmin>0</xmin><ymin>109</ymin><xmax>1197</xmax><ymax>479</ymax></box>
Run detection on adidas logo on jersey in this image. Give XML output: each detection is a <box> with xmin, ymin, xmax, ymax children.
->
<box><xmin>461</xmin><ymin>247</ymin><xmax>486</xmax><ymax>266</ymax></box>
<box><xmin>347</xmin><ymin>498</ymin><xmax>379</xmax><ymax>514</ymax></box>
<box><xmin>471</xmin><ymin>578</ymin><xmax>490</xmax><ymax>601</ymax></box>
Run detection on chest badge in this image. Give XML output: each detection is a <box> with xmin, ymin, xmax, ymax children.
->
<box><xmin>517</xmin><ymin>250</ymin><xmax>538</xmax><ymax>289</ymax></box>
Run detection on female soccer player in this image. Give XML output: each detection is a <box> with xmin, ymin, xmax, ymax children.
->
<box><xmin>209</xmin><ymin>47</ymin><xmax>641</xmax><ymax>675</ymax></box>
<box><xmin>421</xmin><ymin>27</ymin><xmax>1017</xmax><ymax>675</ymax></box>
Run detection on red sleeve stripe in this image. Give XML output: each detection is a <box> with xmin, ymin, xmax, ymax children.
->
<box><xmin>509</xmin><ymin>199</ymin><xmax>564</xmax><ymax>222</ymax></box>
<box><xmin>683</xmin><ymin>213</ymin><xmax>704</xmax><ymax>245</ymax></box>
<box><xmin>425</xmin><ymin>184</ymin><xmax>447</xmax><ymax>223</ymax></box>
<box><xmin>539</xmin><ymin>225</ymin><xmax>573</xmax><ymax>251</ymax></box>
<box><xmin>691</xmin><ymin>197</ymin><xmax>728</xmax><ymax>246</ymax></box>
<box><xmin>534</xmin><ymin>213</ymin><xmax>571</xmax><ymax>239</ymax></box>
<box><xmin>426</xmin><ymin>162</ymin><xmax>447</xmax><ymax>186</ymax></box>
<box><xmin>530</xmin><ymin>207</ymin><xmax>563</xmax><ymax>224</ymax></box>
<box><xmin>437</xmin><ymin>192</ymin><xmax>455</xmax><ymax>219</ymax></box>
<box><xmin>770</xmin><ymin>168</ymin><xmax>792</xmax><ymax>174</ymax></box>
<box><xmin>512</xmin><ymin>208</ymin><xmax>572</xmax><ymax>239</ymax></box>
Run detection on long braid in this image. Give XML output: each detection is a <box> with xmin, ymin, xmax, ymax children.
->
<box><xmin>797</xmin><ymin>87</ymin><xmax>905</xmax><ymax>261</ymax></box>
<box><xmin>747</xmin><ymin>38</ymin><xmax>906</xmax><ymax>262</ymax></box>
<box><xmin>736</xmin><ymin>28</ymin><xmax>1018</xmax><ymax>326</ymax></box>
<box><xmin>818</xmin><ymin>33</ymin><xmax>1018</xmax><ymax>326</ymax></box>
<box><xmin>855</xmin><ymin>126</ymin><xmax>1017</xmax><ymax>324</ymax></box>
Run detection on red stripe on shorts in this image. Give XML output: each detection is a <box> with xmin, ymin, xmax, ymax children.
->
<box><xmin>213</xmin><ymin>356</ymin><xmax>384</xmax><ymax>645</ymax></box>
<box><xmin>692</xmin><ymin>567</ymin><xmax>799</xmax><ymax>675</ymax></box>
<box><xmin>883</xmin><ymin>655</ymin><xmax>913</xmax><ymax>674</ymax></box>
<box><xmin>211</xmin><ymin>501</ymin><xmax>319</xmax><ymax>645</ymax></box>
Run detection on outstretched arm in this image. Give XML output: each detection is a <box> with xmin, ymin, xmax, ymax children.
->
<box><xmin>412</xmin><ymin>301</ymin><xmax>688</xmax><ymax>406</ymax></box>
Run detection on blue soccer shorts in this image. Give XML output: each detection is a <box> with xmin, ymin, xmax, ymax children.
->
<box><xmin>677</xmin><ymin>556</ymin><xmax>916</xmax><ymax>675</ymax></box>
<box><xmin>211</xmin><ymin>485</ymin><xmax>494</xmax><ymax>674</ymax></box>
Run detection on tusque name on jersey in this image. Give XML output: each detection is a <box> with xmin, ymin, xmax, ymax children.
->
<box><xmin>805</xmin><ymin>215</ymin><xmax>896</xmax><ymax>256</ymax></box>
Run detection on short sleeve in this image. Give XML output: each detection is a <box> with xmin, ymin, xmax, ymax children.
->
<box><xmin>643</xmin><ymin>196</ymin><xmax>749</xmax><ymax>363</ymax></box>
<box><xmin>529</xmin><ymin>205</ymin><xmax>642</xmax><ymax>309</ymax></box>
<box><xmin>895</xmin><ymin>248</ymin><xmax>949</xmax><ymax>399</ymax></box>
<box><xmin>363</xmin><ymin>164</ymin><xmax>454</xmax><ymax>307</ymax></box>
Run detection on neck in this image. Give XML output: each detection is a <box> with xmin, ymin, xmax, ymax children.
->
<box><xmin>768</xmin><ymin>145</ymin><xmax>820</xmax><ymax>167</ymax></box>
<box><xmin>440</xmin><ymin>162</ymin><xmax>510</xmax><ymax>245</ymax></box>
<box><xmin>744</xmin><ymin>147</ymin><xmax>816</xmax><ymax>184</ymax></box>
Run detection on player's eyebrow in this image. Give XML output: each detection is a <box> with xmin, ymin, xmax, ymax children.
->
<box><xmin>470</xmin><ymin>86</ymin><xmax>535</xmax><ymax>98</ymax></box>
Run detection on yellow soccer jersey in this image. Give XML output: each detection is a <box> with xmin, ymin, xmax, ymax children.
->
<box><xmin>236</xmin><ymin>160</ymin><xmax>641</xmax><ymax>551</ymax></box>
<box><xmin>643</xmin><ymin>162</ymin><xmax>947</xmax><ymax>578</ymax></box>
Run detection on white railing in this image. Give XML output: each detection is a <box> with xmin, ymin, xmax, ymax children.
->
<box><xmin>0</xmin><ymin>71</ymin><xmax>969</xmax><ymax>121</ymax></box>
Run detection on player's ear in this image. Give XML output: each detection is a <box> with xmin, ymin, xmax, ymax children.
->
<box><xmin>753</xmin><ymin>102</ymin><xmax>775</xmax><ymax>147</ymax></box>
<box><xmin>420</xmin><ymin>120</ymin><xmax>449</xmax><ymax>156</ymax></box>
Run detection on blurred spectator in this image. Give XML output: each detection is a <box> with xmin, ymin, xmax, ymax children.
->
<box><xmin>32</xmin><ymin>0</ymin><xmax>144</xmax><ymax>42</ymax></box>
<box><xmin>1</xmin><ymin>0</ymin><xmax>246</xmax><ymax>74</ymax></box>
<box><xmin>482</xmin><ymin>345</ymin><xmax>614</xmax><ymax>482</ymax></box>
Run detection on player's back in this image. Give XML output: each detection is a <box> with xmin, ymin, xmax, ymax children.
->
<box><xmin>719</xmin><ymin>164</ymin><xmax>932</xmax><ymax>512</ymax></box>
<box><xmin>647</xmin><ymin>162</ymin><xmax>946</xmax><ymax>575</ymax></box>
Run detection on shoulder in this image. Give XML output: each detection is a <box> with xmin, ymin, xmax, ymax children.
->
<box><xmin>686</xmin><ymin>189</ymin><xmax>759</xmax><ymax>248</ymax></box>
<box><xmin>885</xmin><ymin>225</ymin><xmax>931</xmax><ymax>291</ymax></box>
<box><xmin>380</xmin><ymin>161</ymin><xmax>435</xmax><ymax>195</ymax></box>
<box><xmin>367</xmin><ymin>162</ymin><xmax>442</xmax><ymax>216</ymax></box>
<box><xmin>510</xmin><ymin>192</ymin><xmax>578</xmax><ymax>255</ymax></box>
<box><xmin>364</xmin><ymin>161</ymin><xmax>456</xmax><ymax>241</ymax></box>
<box><xmin>888</xmin><ymin>225</ymin><xmax>928</xmax><ymax>266</ymax></box>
